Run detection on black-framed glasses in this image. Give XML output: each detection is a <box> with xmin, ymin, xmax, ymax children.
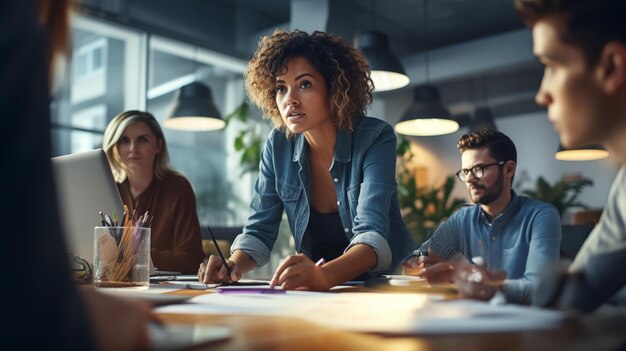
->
<box><xmin>456</xmin><ymin>161</ymin><xmax>506</xmax><ymax>182</ymax></box>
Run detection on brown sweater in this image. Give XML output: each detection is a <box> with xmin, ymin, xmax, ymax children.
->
<box><xmin>118</xmin><ymin>172</ymin><xmax>204</xmax><ymax>274</ymax></box>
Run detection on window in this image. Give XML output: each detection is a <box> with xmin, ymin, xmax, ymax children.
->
<box><xmin>51</xmin><ymin>15</ymin><xmax>146</xmax><ymax>156</ymax></box>
<box><xmin>50</xmin><ymin>14</ymin><xmax>262</xmax><ymax>228</ymax></box>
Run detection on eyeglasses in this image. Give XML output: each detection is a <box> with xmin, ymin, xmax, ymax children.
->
<box><xmin>456</xmin><ymin>161</ymin><xmax>506</xmax><ymax>182</ymax></box>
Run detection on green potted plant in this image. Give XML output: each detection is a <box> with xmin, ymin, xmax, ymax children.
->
<box><xmin>396</xmin><ymin>136</ymin><xmax>466</xmax><ymax>245</ymax></box>
<box><xmin>521</xmin><ymin>175</ymin><xmax>593</xmax><ymax>217</ymax></box>
<box><xmin>224</xmin><ymin>101</ymin><xmax>265</xmax><ymax>175</ymax></box>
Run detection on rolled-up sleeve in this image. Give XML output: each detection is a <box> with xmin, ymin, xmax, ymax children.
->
<box><xmin>346</xmin><ymin>231</ymin><xmax>392</xmax><ymax>273</ymax></box>
<box><xmin>349</xmin><ymin>124</ymin><xmax>399</xmax><ymax>273</ymax></box>
<box><xmin>231</xmin><ymin>233</ymin><xmax>272</xmax><ymax>267</ymax></box>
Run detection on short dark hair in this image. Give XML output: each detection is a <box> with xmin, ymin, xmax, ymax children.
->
<box><xmin>245</xmin><ymin>29</ymin><xmax>374</xmax><ymax>137</ymax></box>
<box><xmin>457</xmin><ymin>129</ymin><xmax>517</xmax><ymax>164</ymax></box>
<box><xmin>515</xmin><ymin>0</ymin><xmax>626</xmax><ymax>66</ymax></box>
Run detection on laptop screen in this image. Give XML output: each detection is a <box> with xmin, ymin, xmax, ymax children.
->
<box><xmin>52</xmin><ymin>148</ymin><xmax>124</xmax><ymax>263</ymax></box>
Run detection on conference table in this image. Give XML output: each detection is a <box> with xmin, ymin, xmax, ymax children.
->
<box><xmin>153</xmin><ymin>284</ymin><xmax>626</xmax><ymax>351</ymax></box>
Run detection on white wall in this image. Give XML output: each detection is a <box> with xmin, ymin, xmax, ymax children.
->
<box><xmin>499</xmin><ymin>112</ymin><xmax>618</xmax><ymax>209</ymax></box>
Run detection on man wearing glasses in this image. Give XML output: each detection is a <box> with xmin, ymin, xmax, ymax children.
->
<box><xmin>404</xmin><ymin>129</ymin><xmax>561</xmax><ymax>304</ymax></box>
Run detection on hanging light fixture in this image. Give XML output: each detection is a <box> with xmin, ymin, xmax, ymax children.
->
<box><xmin>469</xmin><ymin>107</ymin><xmax>497</xmax><ymax>132</ymax></box>
<box><xmin>395</xmin><ymin>84</ymin><xmax>457</xmax><ymax>135</ymax></box>
<box><xmin>555</xmin><ymin>144</ymin><xmax>609</xmax><ymax>161</ymax></box>
<box><xmin>394</xmin><ymin>0</ymin><xmax>457</xmax><ymax>136</ymax></box>
<box><xmin>356</xmin><ymin>30</ymin><xmax>410</xmax><ymax>92</ymax></box>
<box><xmin>164</xmin><ymin>47</ymin><xmax>225</xmax><ymax>132</ymax></box>
<box><xmin>355</xmin><ymin>0</ymin><xmax>409</xmax><ymax>92</ymax></box>
<box><xmin>164</xmin><ymin>82</ymin><xmax>225</xmax><ymax>131</ymax></box>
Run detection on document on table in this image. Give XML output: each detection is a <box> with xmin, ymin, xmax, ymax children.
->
<box><xmin>156</xmin><ymin>291</ymin><xmax>565</xmax><ymax>334</ymax></box>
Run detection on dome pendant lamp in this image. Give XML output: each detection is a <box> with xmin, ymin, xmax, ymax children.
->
<box><xmin>394</xmin><ymin>0</ymin><xmax>457</xmax><ymax>136</ymax></box>
<box><xmin>164</xmin><ymin>81</ymin><xmax>225</xmax><ymax>131</ymax></box>
<box><xmin>555</xmin><ymin>144</ymin><xmax>609</xmax><ymax>161</ymax></box>
<box><xmin>164</xmin><ymin>46</ymin><xmax>225</xmax><ymax>132</ymax></box>
<box><xmin>356</xmin><ymin>30</ymin><xmax>410</xmax><ymax>92</ymax></box>
<box><xmin>395</xmin><ymin>84</ymin><xmax>458</xmax><ymax>136</ymax></box>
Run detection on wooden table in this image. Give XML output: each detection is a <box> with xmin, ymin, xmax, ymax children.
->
<box><xmin>156</xmin><ymin>287</ymin><xmax>626</xmax><ymax>351</ymax></box>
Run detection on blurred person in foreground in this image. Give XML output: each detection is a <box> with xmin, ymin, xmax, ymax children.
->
<box><xmin>1</xmin><ymin>1</ymin><xmax>151</xmax><ymax>349</ymax></box>
<box><xmin>510</xmin><ymin>0</ymin><xmax>626</xmax><ymax>313</ymax></box>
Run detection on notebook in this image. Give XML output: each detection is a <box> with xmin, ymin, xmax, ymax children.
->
<box><xmin>52</xmin><ymin>148</ymin><xmax>124</xmax><ymax>263</ymax></box>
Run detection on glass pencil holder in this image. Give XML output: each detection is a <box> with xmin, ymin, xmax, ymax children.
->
<box><xmin>93</xmin><ymin>226</ymin><xmax>150</xmax><ymax>289</ymax></box>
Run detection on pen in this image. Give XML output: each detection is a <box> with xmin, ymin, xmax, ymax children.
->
<box><xmin>99</xmin><ymin>211</ymin><xmax>107</xmax><ymax>226</ymax></box>
<box><xmin>216</xmin><ymin>287</ymin><xmax>286</xmax><ymax>294</ymax></box>
<box><xmin>104</xmin><ymin>214</ymin><xmax>114</xmax><ymax>227</ymax></box>
<box><xmin>207</xmin><ymin>226</ymin><xmax>233</xmax><ymax>278</ymax></box>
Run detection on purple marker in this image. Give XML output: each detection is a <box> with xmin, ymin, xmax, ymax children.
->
<box><xmin>216</xmin><ymin>287</ymin><xmax>286</xmax><ymax>294</ymax></box>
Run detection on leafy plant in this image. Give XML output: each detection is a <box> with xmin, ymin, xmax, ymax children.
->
<box><xmin>522</xmin><ymin>175</ymin><xmax>593</xmax><ymax>216</ymax></box>
<box><xmin>224</xmin><ymin>101</ymin><xmax>264</xmax><ymax>175</ymax></box>
<box><xmin>396</xmin><ymin>136</ymin><xmax>466</xmax><ymax>245</ymax></box>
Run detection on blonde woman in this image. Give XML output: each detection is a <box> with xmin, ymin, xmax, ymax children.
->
<box><xmin>103</xmin><ymin>110</ymin><xmax>204</xmax><ymax>274</ymax></box>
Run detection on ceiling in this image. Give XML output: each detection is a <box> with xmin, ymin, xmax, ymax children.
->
<box><xmin>214</xmin><ymin>0</ymin><xmax>525</xmax><ymax>56</ymax></box>
<box><xmin>79</xmin><ymin>0</ymin><xmax>544</xmax><ymax>122</ymax></box>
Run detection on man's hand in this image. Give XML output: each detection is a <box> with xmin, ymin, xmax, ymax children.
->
<box><xmin>403</xmin><ymin>248</ymin><xmax>442</xmax><ymax>276</ymax></box>
<box><xmin>452</xmin><ymin>262</ymin><xmax>506</xmax><ymax>300</ymax></box>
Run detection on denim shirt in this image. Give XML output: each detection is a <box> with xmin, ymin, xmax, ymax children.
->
<box><xmin>231</xmin><ymin>116</ymin><xmax>416</xmax><ymax>274</ymax></box>
<box><xmin>419</xmin><ymin>191</ymin><xmax>562</xmax><ymax>303</ymax></box>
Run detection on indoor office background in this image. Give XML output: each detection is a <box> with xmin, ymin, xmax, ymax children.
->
<box><xmin>50</xmin><ymin>0</ymin><xmax>618</xmax><ymax>273</ymax></box>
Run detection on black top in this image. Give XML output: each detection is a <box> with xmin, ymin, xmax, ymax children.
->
<box><xmin>302</xmin><ymin>207</ymin><xmax>350</xmax><ymax>263</ymax></box>
<box><xmin>1</xmin><ymin>2</ymin><xmax>95</xmax><ymax>349</ymax></box>
<box><xmin>301</xmin><ymin>207</ymin><xmax>369</xmax><ymax>281</ymax></box>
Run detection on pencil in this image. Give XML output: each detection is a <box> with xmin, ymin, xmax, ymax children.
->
<box><xmin>207</xmin><ymin>226</ymin><xmax>233</xmax><ymax>277</ymax></box>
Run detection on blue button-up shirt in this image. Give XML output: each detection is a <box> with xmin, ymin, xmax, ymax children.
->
<box><xmin>419</xmin><ymin>191</ymin><xmax>562</xmax><ymax>303</ymax></box>
<box><xmin>231</xmin><ymin>116</ymin><xmax>416</xmax><ymax>274</ymax></box>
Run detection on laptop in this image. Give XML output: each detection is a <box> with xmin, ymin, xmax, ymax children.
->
<box><xmin>52</xmin><ymin>148</ymin><xmax>124</xmax><ymax>264</ymax></box>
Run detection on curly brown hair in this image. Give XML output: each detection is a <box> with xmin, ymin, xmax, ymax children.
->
<box><xmin>245</xmin><ymin>29</ymin><xmax>374</xmax><ymax>136</ymax></box>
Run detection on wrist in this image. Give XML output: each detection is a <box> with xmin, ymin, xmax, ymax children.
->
<box><xmin>318</xmin><ymin>265</ymin><xmax>337</xmax><ymax>291</ymax></box>
<box><xmin>230</xmin><ymin>250</ymin><xmax>256</xmax><ymax>273</ymax></box>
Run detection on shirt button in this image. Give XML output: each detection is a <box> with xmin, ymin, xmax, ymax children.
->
<box><xmin>333</xmin><ymin>177</ymin><xmax>339</xmax><ymax>183</ymax></box>
<box><xmin>492</xmin><ymin>236</ymin><xmax>496</xmax><ymax>241</ymax></box>
<box><xmin>336</xmin><ymin>201</ymin><xmax>341</xmax><ymax>206</ymax></box>
<box><xmin>344</xmin><ymin>228</ymin><xmax>349</xmax><ymax>233</ymax></box>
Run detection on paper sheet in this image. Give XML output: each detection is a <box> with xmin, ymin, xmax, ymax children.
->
<box><xmin>156</xmin><ymin>291</ymin><xmax>565</xmax><ymax>334</ymax></box>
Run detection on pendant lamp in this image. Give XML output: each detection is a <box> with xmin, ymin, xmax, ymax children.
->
<box><xmin>356</xmin><ymin>30</ymin><xmax>410</xmax><ymax>92</ymax></box>
<box><xmin>395</xmin><ymin>84</ymin><xmax>458</xmax><ymax>136</ymax></box>
<box><xmin>555</xmin><ymin>144</ymin><xmax>609</xmax><ymax>161</ymax></box>
<box><xmin>164</xmin><ymin>81</ymin><xmax>225</xmax><ymax>131</ymax></box>
<box><xmin>394</xmin><ymin>0</ymin><xmax>457</xmax><ymax>136</ymax></box>
<box><xmin>470</xmin><ymin>107</ymin><xmax>497</xmax><ymax>132</ymax></box>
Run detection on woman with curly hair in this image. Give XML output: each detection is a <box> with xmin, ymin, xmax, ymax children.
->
<box><xmin>198</xmin><ymin>29</ymin><xmax>415</xmax><ymax>290</ymax></box>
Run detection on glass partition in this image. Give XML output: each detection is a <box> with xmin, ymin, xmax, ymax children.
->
<box><xmin>51</xmin><ymin>15</ymin><xmax>146</xmax><ymax>156</ymax></box>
